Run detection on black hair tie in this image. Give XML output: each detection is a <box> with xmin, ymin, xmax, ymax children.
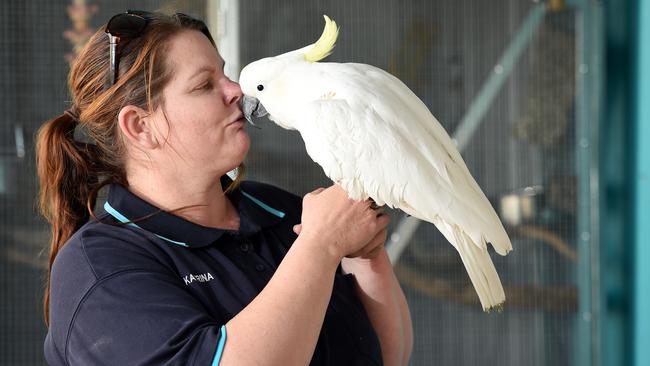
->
<box><xmin>63</xmin><ymin>107</ymin><xmax>79</xmax><ymax>123</ymax></box>
<box><xmin>63</xmin><ymin>107</ymin><xmax>80</xmax><ymax>123</ymax></box>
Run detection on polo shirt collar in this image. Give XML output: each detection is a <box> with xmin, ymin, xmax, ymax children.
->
<box><xmin>103</xmin><ymin>175</ymin><xmax>285</xmax><ymax>248</ymax></box>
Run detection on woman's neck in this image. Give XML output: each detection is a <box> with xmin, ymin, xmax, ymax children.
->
<box><xmin>125</xmin><ymin>169</ymin><xmax>240</xmax><ymax>230</ymax></box>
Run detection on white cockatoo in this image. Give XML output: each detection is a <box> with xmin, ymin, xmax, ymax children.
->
<box><xmin>239</xmin><ymin>15</ymin><xmax>512</xmax><ymax>311</ymax></box>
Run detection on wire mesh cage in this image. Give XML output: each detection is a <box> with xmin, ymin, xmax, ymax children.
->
<box><xmin>241</xmin><ymin>1</ymin><xmax>586</xmax><ymax>364</ymax></box>
<box><xmin>0</xmin><ymin>0</ymin><xmax>595</xmax><ymax>365</ymax></box>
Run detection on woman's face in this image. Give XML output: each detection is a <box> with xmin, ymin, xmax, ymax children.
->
<box><xmin>149</xmin><ymin>29</ymin><xmax>249</xmax><ymax>177</ymax></box>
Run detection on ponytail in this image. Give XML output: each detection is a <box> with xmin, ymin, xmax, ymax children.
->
<box><xmin>35</xmin><ymin>110</ymin><xmax>100</xmax><ymax>327</ymax></box>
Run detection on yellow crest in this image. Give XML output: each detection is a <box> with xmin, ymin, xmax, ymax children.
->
<box><xmin>304</xmin><ymin>15</ymin><xmax>339</xmax><ymax>62</ymax></box>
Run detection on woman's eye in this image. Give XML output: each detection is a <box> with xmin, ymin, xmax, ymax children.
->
<box><xmin>194</xmin><ymin>81</ymin><xmax>213</xmax><ymax>92</ymax></box>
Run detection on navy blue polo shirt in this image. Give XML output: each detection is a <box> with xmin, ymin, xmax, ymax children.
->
<box><xmin>44</xmin><ymin>176</ymin><xmax>382</xmax><ymax>365</ymax></box>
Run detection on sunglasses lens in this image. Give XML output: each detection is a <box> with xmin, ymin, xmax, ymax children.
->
<box><xmin>106</xmin><ymin>13</ymin><xmax>147</xmax><ymax>38</ymax></box>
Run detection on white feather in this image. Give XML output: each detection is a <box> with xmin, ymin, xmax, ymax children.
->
<box><xmin>242</xmin><ymin>59</ymin><xmax>513</xmax><ymax>310</ymax></box>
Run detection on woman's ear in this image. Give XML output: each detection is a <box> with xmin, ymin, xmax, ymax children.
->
<box><xmin>117</xmin><ymin>105</ymin><xmax>159</xmax><ymax>149</ymax></box>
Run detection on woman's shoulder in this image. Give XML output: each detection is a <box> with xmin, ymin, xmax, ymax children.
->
<box><xmin>53</xmin><ymin>214</ymin><xmax>175</xmax><ymax>284</ymax></box>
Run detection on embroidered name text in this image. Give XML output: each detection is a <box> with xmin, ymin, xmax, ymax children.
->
<box><xmin>183</xmin><ymin>272</ymin><xmax>214</xmax><ymax>285</ymax></box>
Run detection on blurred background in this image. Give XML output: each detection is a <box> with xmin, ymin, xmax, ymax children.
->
<box><xmin>1</xmin><ymin>0</ymin><xmax>648</xmax><ymax>365</ymax></box>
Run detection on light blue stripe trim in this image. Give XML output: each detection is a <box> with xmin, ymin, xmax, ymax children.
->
<box><xmin>103</xmin><ymin>201</ymin><xmax>189</xmax><ymax>247</ymax></box>
<box><xmin>103</xmin><ymin>201</ymin><xmax>138</xmax><ymax>228</ymax></box>
<box><xmin>211</xmin><ymin>325</ymin><xmax>227</xmax><ymax>366</ymax></box>
<box><xmin>241</xmin><ymin>190</ymin><xmax>285</xmax><ymax>218</ymax></box>
<box><xmin>150</xmin><ymin>233</ymin><xmax>188</xmax><ymax>247</ymax></box>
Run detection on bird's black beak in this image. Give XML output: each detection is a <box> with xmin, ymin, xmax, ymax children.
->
<box><xmin>240</xmin><ymin>95</ymin><xmax>268</xmax><ymax>129</ymax></box>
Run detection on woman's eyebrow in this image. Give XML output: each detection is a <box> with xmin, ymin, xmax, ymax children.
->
<box><xmin>189</xmin><ymin>65</ymin><xmax>216</xmax><ymax>81</ymax></box>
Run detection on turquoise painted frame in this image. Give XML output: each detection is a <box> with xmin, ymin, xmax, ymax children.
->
<box><xmin>633</xmin><ymin>0</ymin><xmax>650</xmax><ymax>364</ymax></box>
<box><xmin>574</xmin><ymin>0</ymin><xmax>602</xmax><ymax>364</ymax></box>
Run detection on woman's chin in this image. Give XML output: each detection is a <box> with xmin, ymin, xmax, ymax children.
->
<box><xmin>231</xmin><ymin>143</ymin><xmax>250</xmax><ymax>168</ymax></box>
<box><xmin>236</xmin><ymin>133</ymin><xmax>251</xmax><ymax>155</ymax></box>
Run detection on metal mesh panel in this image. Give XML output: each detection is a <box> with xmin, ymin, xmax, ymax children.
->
<box><xmin>240</xmin><ymin>1</ymin><xmax>586</xmax><ymax>365</ymax></box>
<box><xmin>1</xmin><ymin>0</ymin><xmax>593</xmax><ymax>365</ymax></box>
<box><xmin>0</xmin><ymin>2</ymin><xmax>206</xmax><ymax>365</ymax></box>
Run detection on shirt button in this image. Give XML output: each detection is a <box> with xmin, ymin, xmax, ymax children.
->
<box><xmin>255</xmin><ymin>264</ymin><xmax>265</xmax><ymax>272</ymax></box>
<box><xmin>239</xmin><ymin>243</ymin><xmax>250</xmax><ymax>252</ymax></box>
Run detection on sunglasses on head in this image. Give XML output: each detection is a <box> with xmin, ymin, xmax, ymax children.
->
<box><xmin>105</xmin><ymin>10</ymin><xmax>212</xmax><ymax>86</ymax></box>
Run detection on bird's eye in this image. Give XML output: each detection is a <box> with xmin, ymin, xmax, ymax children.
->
<box><xmin>257</xmin><ymin>84</ymin><xmax>264</xmax><ymax>91</ymax></box>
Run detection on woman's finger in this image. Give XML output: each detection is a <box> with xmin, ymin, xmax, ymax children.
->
<box><xmin>293</xmin><ymin>224</ymin><xmax>302</xmax><ymax>234</ymax></box>
<box><xmin>346</xmin><ymin>228</ymin><xmax>387</xmax><ymax>258</ymax></box>
<box><xmin>347</xmin><ymin>241</ymin><xmax>384</xmax><ymax>259</ymax></box>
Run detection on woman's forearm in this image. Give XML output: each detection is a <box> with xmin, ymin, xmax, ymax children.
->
<box><xmin>221</xmin><ymin>234</ymin><xmax>340</xmax><ymax>366</ymax></box>
<box><xmin>341</xmin><ymin>249</ymin><xmax>413</xmax><ymax>366</ymax></box>
<box><xmin>394</xmin><ymin>262</ymin><xmax>414</xmax><ymax>365</ymax></box>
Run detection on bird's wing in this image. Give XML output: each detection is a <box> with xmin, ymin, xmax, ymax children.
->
<box><xmin>303</xmin><ymin>62</ymin><xmax>511</xmax><ymax>254</ymax></box>
<box><xmin>297</xmin><ymin>97</ymin><xmax>428</xmax><ymax>205</ymax></box>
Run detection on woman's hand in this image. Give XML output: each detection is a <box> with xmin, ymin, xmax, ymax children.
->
<box><xmin>295</xmin><ymin>184</ymin><xmax>390</xmax><ymax>261</ymax></box>
<box><xmin>293</xmin><ymin>223</ymin><xmax>387</xmax><ymax>260</ymax></box>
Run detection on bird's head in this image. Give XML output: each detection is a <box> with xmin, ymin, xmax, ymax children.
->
<box><xmin>239</xmin><ymin>15</ymin><xmax>339</xmax><ymax>128</ymax></box>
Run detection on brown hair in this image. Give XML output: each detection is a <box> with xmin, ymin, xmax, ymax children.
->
<box><xmin>35</xmin><ymin>12</ymin><xmax>244</xmax><ymax>326</ymax></box>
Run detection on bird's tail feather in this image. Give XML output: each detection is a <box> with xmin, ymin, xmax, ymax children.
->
<box><xmin>402</xmin><ymin>206</ymin><xmax>507</xmax><ymax>311</ymax></box>
<box><xmin>436</xmin><ymin>221</ymin><xmax>506</xmax><ymax>311</ymax></box>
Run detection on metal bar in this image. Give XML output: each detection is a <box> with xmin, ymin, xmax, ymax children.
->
<box><xmin>14</xmin><ymin>125</ymin><xmax>24</xmax><ymax>158</ymax></box>
<box><xmin>208</xmin><ymin>0</ymin><xmax>240</xmax><ymax>81</ymax></box>
<box><xmin>209</xmin><ymin>0</ymin><xmax>241</xmax><ymax>181</ymax></box>
<box><xmin>574</xmin><ymin>0</ymin><xmax>606</xmax><ymax>365</ymax></box>
<box><xmin>452</xmin><ymin>3</ymin><xmax>546</xmax><ymax>152</ymax></box>
<box><xmin>385</xmin><ymin>215</ymin><xmax>420</xmax><ymax>263</ymax></box>
<box><xmin>387</xmin><ymin>3</ymin><xmax>547</xmax><ymax>264</ymax></box>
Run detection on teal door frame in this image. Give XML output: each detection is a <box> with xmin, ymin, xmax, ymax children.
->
<box><xmin>576</xmin><ymin>0</ymin><xmax>642</xmax><ymax>365</ymax></box>
<box><xmin>633</xmin><ymin>0</ymin><xmax>650</xmax><ymax>364</ymax></box>
<box><xmin>574</xmin><ymin>1</ymin><xmax>602</xmax><ymax>365</ymax></box>
<box><xmin>595</xmin><ymin>0</ymin><xmax>648</xmax><ymax>365</ymax></box>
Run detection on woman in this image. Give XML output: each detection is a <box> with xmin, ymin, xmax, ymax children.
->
<box><xmin>37</xmin><ymin>11</ymin><xmax>412</xmax><ymax>366</ymax></box>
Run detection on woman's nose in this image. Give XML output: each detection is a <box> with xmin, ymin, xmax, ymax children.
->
<box><xmin>223</xmin><ymin>78</ymin><xmax>243</xmax><ymax>105</ymax></box>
